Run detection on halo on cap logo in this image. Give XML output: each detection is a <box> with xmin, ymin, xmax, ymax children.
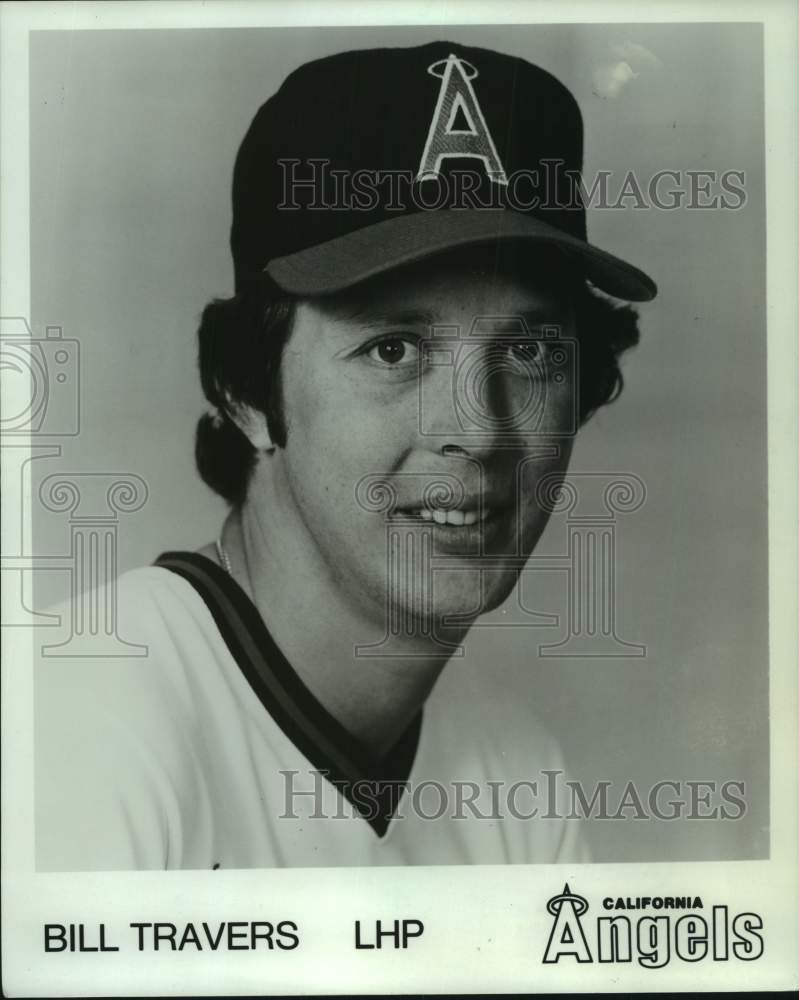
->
<box><xmin>543</xmin><ymin>883</ymin><xmax>592</xmax><ymax>964</ymax></box>
<box><xmin>416</xmin><ymin>53</ymin><xmax>509</xmax><ymax>186</ymax></box>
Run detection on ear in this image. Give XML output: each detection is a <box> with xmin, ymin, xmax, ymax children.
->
<box><xmin>226</xmin><ymin>401</ymin><xmax>275</xmax><ymax>453</ymax></box>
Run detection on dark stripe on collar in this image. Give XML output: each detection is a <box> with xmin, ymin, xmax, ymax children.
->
<box><xmin>154</xmin><ymin>551</ymin><xmax>422</xmax><ymax>837</ymax></box>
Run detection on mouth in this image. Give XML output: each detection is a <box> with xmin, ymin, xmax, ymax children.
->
<box><xmin>386</xmin><ymin>495</ymin><xmax>516</xmax><ymax>555</ymax></box>
<box><xmin>389</xmin><ymin>491</ymin><xmax>513</xmax><ymax>533</ymax></box>
<box><xmin>394</xmin><ymin>506</ymin><xmax>493</xmax><ymax>527</ymax></box>
<box><xmin>389</xmin><ymin>502</ymin><xmax>514</xmax><ymax>559</ymax></box>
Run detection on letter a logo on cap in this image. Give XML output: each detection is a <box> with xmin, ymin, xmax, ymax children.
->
<box><xmin>416</xmin><ymin>54</ymin><xmax>508</xmax><ymax>186</ymax></box>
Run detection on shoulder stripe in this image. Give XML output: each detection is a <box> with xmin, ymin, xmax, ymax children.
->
<box><xmin>154</xmin><ymin>551</ymin><xmax>421</xmax><ymax>837</ymax></box>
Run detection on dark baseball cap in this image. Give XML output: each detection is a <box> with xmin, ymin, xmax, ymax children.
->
<box><xmin>231</xmin><ymin>40</ymin><xmax>657</xmax><ymax>301</ymax></box>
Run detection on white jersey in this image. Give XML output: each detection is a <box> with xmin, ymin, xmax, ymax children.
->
<box><xmin>35</xmin><ymin>552</ymin><xmax>590</xmax><ymax>871</ymax></box>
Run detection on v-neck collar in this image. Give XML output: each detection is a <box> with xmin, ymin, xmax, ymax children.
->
<box><xmin>154</xmin><ymin>551</ymin><xmax>423</xmax><ymax>837</ymax></box>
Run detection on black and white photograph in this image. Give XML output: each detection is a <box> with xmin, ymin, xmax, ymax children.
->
<box><xmin>1</xmin><ymin>1</ymin><xmax>797</xmax><ymax>995</ymax></box>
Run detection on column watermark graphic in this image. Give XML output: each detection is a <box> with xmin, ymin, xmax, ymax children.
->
<box><xmin>524</xmin><ymin>471</ymin><xmax>646</xmax><ymax>657</ymax></box>
<box><xmin>36</xmin><ymin>473</ymin><xmax>148</xmax><ymax>657</ymax></box>
<box><xmin>354</xmin><ymin>467</ymin><xmax>647</xmax><ymax>658</ymax></box>
<box><xmin>0</xmin><ymin>316</ymin><xmax>149</xmax><ymax>656</ymax></box>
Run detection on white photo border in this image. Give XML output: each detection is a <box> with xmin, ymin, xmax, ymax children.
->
<box><xmin>1</xmin><ymin>1</ymin><xmax>797</xmax><ymax>995</ymax></box>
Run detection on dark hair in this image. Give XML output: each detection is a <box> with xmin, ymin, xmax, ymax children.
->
<box><xmin>573</xmin><ymin>284</ymin><xmax>640</xmax><ymax>422</ymax></box>
<box><xmin>195</xmin><ymin>275</ymin><xmax>295</xmax><ymax>505</ymax></box>
<box><xmin>195</xmin><ymin>275</ymin><xmax>640</xmax><ymax>505</ymax></box>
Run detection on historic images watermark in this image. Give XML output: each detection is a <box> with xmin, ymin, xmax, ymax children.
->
<box><xmin>279</xmin><ymin>770</ymin><xmax>748</xmax><ymax>824</ymax></box>
<box><xmin>0</xmin><ymin>316</ymin><xmax>148</xmax><ymax>655</ymax></box>
<box><xmin>279</xmin><ymin>160</ymin><xmax>748</xmax><ymax>213</ymax></box>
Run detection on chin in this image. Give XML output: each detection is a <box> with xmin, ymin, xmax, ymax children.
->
<box><xmin>386</xmin><ymin>564</ymin><xmax>521</xmax><ymax>630</ymax></box>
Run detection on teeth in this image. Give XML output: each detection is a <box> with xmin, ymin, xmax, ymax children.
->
<box><xmin>402</xmin><ymin>507</ymin><xmax>492</xmax><ymax>526</ymax></box>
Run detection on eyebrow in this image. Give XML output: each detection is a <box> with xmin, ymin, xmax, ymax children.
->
<box><xmin>321</xmin><ymin>303</ymin><xmax>438</xmax><ymax>328</ymax></box>
<box><xmin>321</xmin><ymin>303</ymin><xmax>565</xmax><ymax>331</ymax></box>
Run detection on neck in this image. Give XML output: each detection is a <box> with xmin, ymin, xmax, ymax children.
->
<box><xmin>219</xmin><ymin>505</ymin><xmax>469</xmax><ymax>759</ymax></box>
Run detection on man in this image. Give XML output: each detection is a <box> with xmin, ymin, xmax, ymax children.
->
<box><xmin>36</xmin><ymin>40</ymin><xmax>655</xmax><ymax>869</ymax></box>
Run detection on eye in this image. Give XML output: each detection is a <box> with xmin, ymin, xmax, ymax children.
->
<box><xmin>499</xmin><ymin>339</ymin><xmax>543</xmax><ymax>365</ymax></box>
<box><xmin>365</xmin><ymin>335</ymin><xmax>421</xmax><ymax>366</ymax></box>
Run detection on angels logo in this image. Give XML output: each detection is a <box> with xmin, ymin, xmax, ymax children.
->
<box><xmin>417</xmin><ymin>54</ymin><xmax>509</xmax><ymax>185</ymax></box>
<box><xmin>543</xmin><ymin>884</ymin><xmax>592</xmax><ymax>964</ymax></box>
<box><xmin>542</xmin><ymin>884</ymin><xmax>764</xmax><ymax>968</ymax></box>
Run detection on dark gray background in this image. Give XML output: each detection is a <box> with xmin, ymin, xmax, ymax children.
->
<box><xmin>29</xmin><ymin>22</ymin><xmax>767</xmax><ymax>862</ymax></box>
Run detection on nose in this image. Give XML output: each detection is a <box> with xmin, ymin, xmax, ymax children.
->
<box><xmin>421</xmin><ymin>342</ymin><xmax>538</xmax><ymax>458</ymax></box>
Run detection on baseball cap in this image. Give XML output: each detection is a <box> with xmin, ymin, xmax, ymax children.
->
<box><xmin>231</xmin><ymin>40</ymin><xmax>657</xmax><ymax>301</ymax></box>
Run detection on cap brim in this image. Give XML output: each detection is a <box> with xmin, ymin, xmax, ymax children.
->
<box><xmin>265</xmin><ymin>208</ymin><xmax>656</xmax><ymax>302</ymax></box>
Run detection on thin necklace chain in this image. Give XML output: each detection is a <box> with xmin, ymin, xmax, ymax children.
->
<box><xmin>215</xmin><ymin>537</ymin><xmax>233</xmax><ymax>577</ymax></box>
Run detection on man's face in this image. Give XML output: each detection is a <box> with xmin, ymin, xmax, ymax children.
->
<box><xmin>264</xmin><ymin>246</ymin><xmax>578</xmax><ymax>631</ymax></box>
